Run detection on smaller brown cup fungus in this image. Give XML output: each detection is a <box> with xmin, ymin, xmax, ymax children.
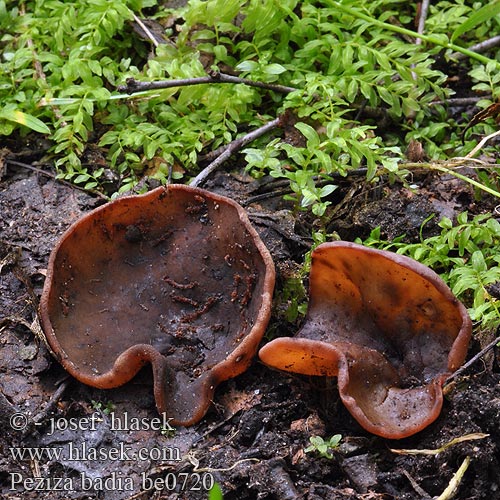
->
<box><xmin>39</xmin><ymin>185</ymin><xmax>275</xmax><ymax>426</ymax></box>
<box><xmin>259</xmin><ymin>242</ymin><xmax>471</xmax><ymax>439</ymax></box>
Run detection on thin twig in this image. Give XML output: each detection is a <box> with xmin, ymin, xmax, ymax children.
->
<box><xmin>399</xmin><ymin>468</ymin><xmax>431</xmax><ymax>498</ymax></box>
<box><xmin>431</xmin><ymin>97</ymin><xmax>485</xmax><ymax>107</ymax></box>
<box><xmin>400</xmin><ymin>158</ymin><xmax>500</xmax><ymax>198</ymax></box>
<box><xmin>249</xmin><ymin>212</ymin><xmax>311</xmax><ymax>248</ymax></box>
<box><xmin>444</xmin><ymin>334</ymin><xmax>500</xmax><ymax>386</ymax></box>
<box><xmin>32</xmin><ymin>378</ymin><xmax>71</xmax><ymax>426</ymax></box>
<box><xmin>117</xmin><ymin>70</ymin><xmax>297</xmax><ymax>95</ymax></box>
<box><xmin>131</xmin><ymin>13</ymin><xmax>159</xmax><ymax>48</ymax></box>
<box><xmin>401</xmin><ymin>158</ymin><xmax>490</xmax><ymax>170</ymax></box>
<box><xmin>452</xmin><ymin>35</ymin><xmax>500</xmax><ymax>61</ymax></box>
<box><xmin>416</xmin><ymin>0</ymin><xmax>430</xmax><ymax>45</ymax></box>
<box><xmin>198</xmin><ymin>142</ymin><xmax>233</xmax><ymax>163</ymax></box>
<box><xmin>6</xmin><ymin>159</ymin><xmax>109</xmax><ymax>200</ymax></box>
<box><xmin>411</xmin><ymin>0</ymin><xmax>430</xmax><ymax>81</ymax></box>
<box><xmin>242</xmin><ymin>186</ymin><xmax>295</xmax><ymax>206</ymax></box>
<box><xmin>189</xmin><ymin>116</ymin><xmax>282</xmax><ymax>187</ymax></box>
<box><xmin>22</xmin><ymin>378</ymin><xmax>72</xmax><ymax>438</ymax></box>
<box><xmin>125</xmin><ymin>490</ymin><xmax>149</xmax><ymax>500</ymax></box>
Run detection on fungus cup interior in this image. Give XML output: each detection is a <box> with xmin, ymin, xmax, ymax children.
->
<box><xmin>259</xmin><ymin>241</ymin><xmax>471</xmax><ymax>439</ymax></box>
<box><xmin>39</xmin><ymin>185</ymin><xmax>275</xmax><ymax>425</ymax></box>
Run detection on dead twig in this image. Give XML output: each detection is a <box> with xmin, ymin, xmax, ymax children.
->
<box><xmin>22</xmin><ymin>378</ymin><xmax>71</xmax><ymax>438</ymax></box>
<box><xmin>249</xmin><ymin>212</ymin><xmax>311</xmax><ymax>249</ymax></box>
<box><xmin>117</xmin><ymin>70</ymin><xmax>297</xmax><ymax>95</ymax></box>
<box><xmin>125</xmin><ymin>490</ymin><xmax>149</xmax><ymax>500</ymax></box>
<box><xmin>390</xmin><ymin>433</ymin><xmax>489</xmax><ymax>456</ymax></box>
<box><xmin>32</xmin><ymin>378</ymin><xmax>71</xmax><ymax>425</ymax></box>
<box><xmin>415</xmin><ymin>0</ymin><xmax>430</xmax><ymax>46</ymax></box>
<box><xmin>444</xmin><ymin>334</ymin><xmax>500</xmax><ymax>386</ymax></box>
<box><xmin>431</xmin><ymin>97</ymin><xmax>485</xmax><ymax>107</ymax></box>
<box><xmin>401</xmin><ymin>158</ymin><xmax>500</xmax><ymax>199</ymax></box>
<box><xmin>242</xmin><ymin>186</ymin><xmax>291</xmax><ymax>206</ymax></box>
<box><xmin>399</xmin><ymin>468</ymin><xmax>431</xmax><ymax>498</ymax></box>
<box><xmin>131</xmin><ymin>13</ymin><xmax>159</xmax><ymax>48</ymax></box>
<box><xmin>189</xmin><ymin>116</ymin><xmax>282</xmax><ymax>187</ymax></box>
<box><xmin>452</xmin><ymin>35</ymin><xmax>500</xmax><ymax>61</ymax></box>
<box><xmin>242</xmin><ymin>168</ymin><xmax>368</xmax><ymax>207</ymax></box>
<box><xmin>184</xmin><ymin>451</ymin><xmax>259</xmax><ymax>473</ymax></box>
<box><xmin>6</xmin><ymin>158</ymin><xmax>109</xmax><ymax>200</ymax></box>
<box><xmin>411</xmin><ymin>0</ymin><xmax>430</xmax><ymax>81</ymax></box>
<box><xmin>198</xmin><ymin>142</ymin><xmax>235</xmax><ymax>163</ymax></box>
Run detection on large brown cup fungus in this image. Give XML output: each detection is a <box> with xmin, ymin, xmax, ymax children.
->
<box><xmin>259</xmin><ymin>241</ymin><xmax>471</xmax><ymax>439</ymax></box>
<box><xmin>39</xmin><ymin>185</ymin><xmax>275</xmax><ymax>425</ymax></box>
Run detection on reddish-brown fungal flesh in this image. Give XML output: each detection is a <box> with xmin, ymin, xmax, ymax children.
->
<box><xmin>39</xmin><ymin>185</ymin><xmax>275</xmax><ymax>425</ymax></box>
<box><xmin>259</xmin><ymin>241</ymin><xmax>471</xmax><ymax>439</ymax></box>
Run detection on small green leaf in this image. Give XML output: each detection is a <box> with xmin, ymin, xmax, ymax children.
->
<box><xmin>208</xmin><ymin>482</ymin><xmax>224</xmax><ymax>500</ymax></box>
<box><xmin>378</xmin><ymin>87</ymin><xmax>394</xmax><ymax>106</ymax></box>
<box><xmin>295</xmin><ymin>122</ymin><xmax>320</xmax><ymax>149</ymax></box>
<box><xmin>382</xmin><ymin>157</ymin><xmax>400</xmax><ymax>173</ymax></box>
<box><xmin>236</xmin><ymin>60</ymin><xmax>259</xmax><ymax>72</ymax></box>
<box><xmin>346</xmin><ymin>78</ymin><xmax>358</xmax><ymax>102</ymax></box>
<box><xmin>328</xmin><ymin>434</ymin><xmax>342</xmax><ymax>447</ymax></box>
<box><xmin>312</xmin><ymin>201</ymin><xmax>329</xmax><ymax>216</ymax></box>
<box><xmin>319</xmin><ymin>184</ymin><xmax>337</xmax><ymax>197</ymax></box>
<box><xmin>264</xmin><ymin>63</ymin><xmax>287</xmax><ymax>75</ymax></box>
<box><xmin>214</xmin><ymin>44</ymin><xmax>227</xmax><ymax>60</ymax></box>
<box><xmin>457</xmin><ymin>212</ymin><xmax>469</xmax><ymax>225</ymax></box>
<box><xmin>458</xmin><ymin>226</ymin><xmax>471</xmax><ymax>256</ymax></box>
<box><xmin>438</xmin><ymin>217</ymin><xmax>453</xmax><ymax>230</ymax></box>
<box><xmin>88</xmin><ymin>59</ymin><xmax>102</xmax><ymax>76</ymax></box>
<box><xmin>471</xmin><ymin>250</ymin><xmax>487</xmax><ymax>273</ymax></box>
<box><xmin>74</xmin><ymin>173</ymin><xmax>90</xmax><ymax>184</ymax></box>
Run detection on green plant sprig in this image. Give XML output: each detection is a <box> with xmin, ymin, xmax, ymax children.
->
<box><xmin>1</xmin><ymin>0</ymin><xmax>498</xmax><ymax>200</ymax></box>
<box><xmin>305</xmin><ymin>434</ymin><xmax>342</xmax><ymax>459</ymax></box>
<box><xmin>324</xmin><ymin>0</ymin><xmax>499</xmax><ymax>67</ymax></box>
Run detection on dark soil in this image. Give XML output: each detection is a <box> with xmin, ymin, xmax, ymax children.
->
<box><xmin>1</xmin><ymin>160</ymin><xmax>500</xmax><ymax>500</ymax></box>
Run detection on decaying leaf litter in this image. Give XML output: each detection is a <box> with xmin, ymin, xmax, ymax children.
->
<box><xmin>2</xmin><ymin>0</ymin><xmax>500</xmax><ymax>499</ymax></box>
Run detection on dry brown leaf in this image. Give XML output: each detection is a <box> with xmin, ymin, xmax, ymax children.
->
<box><xmin>461</xmin><ymin>102</ymin><xmax>500</xmax><ymax>142</ymax></box>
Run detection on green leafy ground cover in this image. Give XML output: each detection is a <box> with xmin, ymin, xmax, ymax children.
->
<box><xmin>2</xmin><ymin>0</ymin><xmax>500</xmax><ymax>329</ymax></box>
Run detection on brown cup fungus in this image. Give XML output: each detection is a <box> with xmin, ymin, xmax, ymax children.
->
<box><xmin>39</xmin><ymin>185</ymin><xmax>275</xmax><ymax>425</ymax></box>
<box><xmin>259</xmin><ymin>242</ymin><xmax>471</xmax><ymax>439</ymax></box>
